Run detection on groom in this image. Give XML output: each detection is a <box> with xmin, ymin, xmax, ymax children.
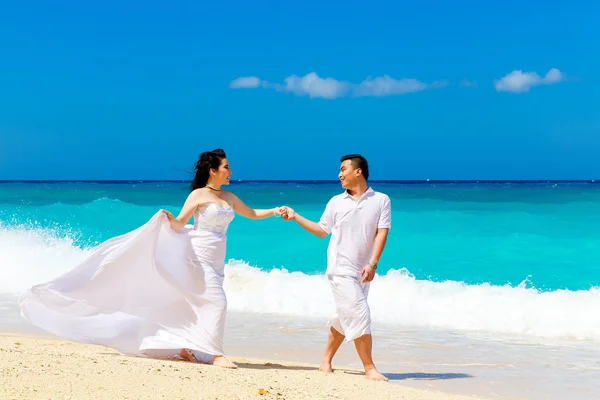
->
<box><xmin>281</xmin><ymin>154</ymin><xmax>391</xmax><ymax>381</ymax></box>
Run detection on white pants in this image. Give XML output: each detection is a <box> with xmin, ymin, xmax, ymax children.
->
<box><xmin>328</xmin><ymin>275</ymin><xmax>371</xmax><ymax>341</ymax></box>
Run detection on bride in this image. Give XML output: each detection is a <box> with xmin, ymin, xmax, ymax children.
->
<box><xmin>19</xmin><ymin>148</ymin><xmax>285</xmax><ymax>369</ymax></box>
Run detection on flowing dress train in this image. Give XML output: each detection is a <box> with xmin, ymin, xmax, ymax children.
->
<box><xmin>18</xmin><ymin>203</ymin><xmax>235</xmax><ymax>363</ymax></box>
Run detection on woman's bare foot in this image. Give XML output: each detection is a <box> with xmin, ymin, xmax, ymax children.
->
<box><xmin>365</xmin><ymin>367</ymin><xmax>388</xmax><ymax>381</ymax></box>
<box><xmin>213</xmin><ymin>355</ymin><xmax>238</xmax><ymax>369</ymax></box>
<box><xmin>319</xmin><ymin>361</ymin><xmax>334</xmax><ymax>374</ymax></box>
<box><xmin>179</xmin><ymin>348</ymin><xmax>199</xmax><ymax>363</ymax></box>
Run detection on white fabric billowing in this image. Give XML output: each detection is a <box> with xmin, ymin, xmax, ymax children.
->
<box><xmin>18</xmin><ymin>203</ymin><xmax>235</xmax><ymax>363</ymax></box>
<box><xmin>328</xmin><ymin>275</ymin><xmax>371</xmax><ymax>341</ymax></box>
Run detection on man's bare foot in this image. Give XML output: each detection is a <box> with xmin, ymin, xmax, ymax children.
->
<box><xmin>180</xmin><ymin>348</ymin><xmax>199</xmax><ymax>363</ymax></box>
<box><xmin>213</xmin><ymin>355</ymin><xmax>238</xmax><ymax>369</ymax></box>
<box><xmin>365</xmin><ymin>368</ymin><xmax>388</xmax><ymax>382</ymax></box>
<box><xmin>319</xmin><ymin>361</ymin><xmax>334</xmax><ymax>374</ymax></box>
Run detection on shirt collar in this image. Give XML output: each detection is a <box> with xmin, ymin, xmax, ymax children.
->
<box><xmin>343</xmin><ymin>186</ymin><xmax>374</xmax><ymax>200</ymax></box>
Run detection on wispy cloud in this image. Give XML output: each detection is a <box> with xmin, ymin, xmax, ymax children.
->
<box><xmin>460</xmin><ymin>79</ymin><xmax>478</xmax><ymax>88</ymax></box>
<box><xmin>229</xmin><ymin>72</ymin><xmax>448</xmax><ymax>99</ymax></box>
<box><xmin>229</xmin><ymin>76</ymin><xmax>262</xmax><ymax>89</ymax></box>
<box><xmin>494</xmin><ymin>68</ymin><xmax>566</xmax><ymax>93</ymax></box>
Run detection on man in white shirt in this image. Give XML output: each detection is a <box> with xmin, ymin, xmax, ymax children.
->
<box><xmin>281</xmin><ymin>154</ymin><xmax>391</xmax><ymax>381</ymax></box>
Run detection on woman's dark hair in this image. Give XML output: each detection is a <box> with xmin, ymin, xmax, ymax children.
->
<box><xmin>191</xmin><ymin>149</ymin><xmax>227</xmax><ymax>191</ymax></box>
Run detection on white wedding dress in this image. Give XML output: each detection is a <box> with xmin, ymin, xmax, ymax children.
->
<box><xmin>19</xmin><ymin>203</ymin><xmax>235</xmax><ymax>363</ymax></box>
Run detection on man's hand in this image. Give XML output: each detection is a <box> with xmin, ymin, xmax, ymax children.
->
<box><xmin>280</xmin><ymin>206</ymin><xmax>296</xmax><ymax>221</ymax></box>
<box><xmin>361</xmin><ymin>265</ymin><xmax>376</xmax><ymax>283</ymax></box>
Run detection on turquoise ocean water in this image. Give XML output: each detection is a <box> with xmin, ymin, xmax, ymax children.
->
<box><xmin>1</xmin><ymin>181</ymin><xmax>600</xmax><ymax>341</ymax></box>
<box><xmin>2</xmin><ymin>181</ymin><xmax>600</xmax><ymax>287</ymax></box>
<box><xmin>2</xmin><ymin>181</ymin><xmax>600</xmax><ymax>400</ymax></box>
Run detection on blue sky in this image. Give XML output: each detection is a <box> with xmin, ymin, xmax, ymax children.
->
<box><xmin>0</xmin><ymin>0</ymin><xmax>598</xmax><ymax>180</ymax></box>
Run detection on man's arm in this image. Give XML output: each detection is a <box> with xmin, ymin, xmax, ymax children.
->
<box><xmin>293</xmin><ymin>212</ymin><xmax>328</xmax><ymax>238</ymax></box>
<box><xmin>361</xmin><ymin>195</ymin><xmax>392</xmax><ymax>282</ymax></box>
<box><xmin>370</xmin><ymin>228</ymin><xmax>389</xmax><ymax>265</ymax></box>
<box><xmin>361</xmin><ymin>228</ymin><xmax>389</xmax><ymax>282</ymax></box>
<box><xmin>281</xmin><ymin>207</ymin><xmax>328</xmax><ymax>238</ymax></box>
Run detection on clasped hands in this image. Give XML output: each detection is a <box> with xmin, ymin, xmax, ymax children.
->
<box><xmin>275</xmin><ymin>206</ymin><xmax>295</xmax><ymax>221</ymax></box>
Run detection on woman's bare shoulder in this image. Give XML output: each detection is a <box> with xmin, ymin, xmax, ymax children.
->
<box><xmin>220</xmin><ymin>190</ymin><xmax>239</xmax><ymax>203</ymax></box>
<box><xmin>188</xmin><ymin>188</ymin><xmax>212</xmax><ymax>201</ymax></box>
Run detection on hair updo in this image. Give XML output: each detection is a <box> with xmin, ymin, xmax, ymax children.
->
<box><xmin>191</xmin><ymin>149</ymin><xmax>227</xmax><ymax>191</ymax></box>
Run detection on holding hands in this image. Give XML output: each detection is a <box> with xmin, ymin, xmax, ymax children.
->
<box><xmin>277</xmin><ymin>206</ymin><xmax>295</xmax><ymax>220</ymax></box>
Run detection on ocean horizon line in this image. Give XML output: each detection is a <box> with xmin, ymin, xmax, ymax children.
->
<box><xmin>1</xmin><ymin>179</ymin><xmax>599</xmax><ymax>184</ymax></box>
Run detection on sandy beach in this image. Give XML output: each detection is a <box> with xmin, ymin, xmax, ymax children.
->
<box><xmin>0</xmin><ymin>334</ymin><xmax>488</xmax><ymax>400</ymax></box>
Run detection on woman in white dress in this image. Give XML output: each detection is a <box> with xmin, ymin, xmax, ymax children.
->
<box><xmin>19</xmin><ymin>149</ymin><xmax>285</xmax><ymax>369</ymax></box>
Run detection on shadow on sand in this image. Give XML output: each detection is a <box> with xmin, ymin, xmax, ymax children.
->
<box><xmin>235</xmin><ymin>361</ymin><xmax>317</xmax><ymax>372</ymax></box>
<box><xmin>97</xmin><ymin>354</ymin><xmax>475</xmax><ymax>379</ymax></box>
<box><xmin>344</xmin><ymin>370</ymin><xmax>473</xmax><ymax>381</ymax></box>
<box><xmin>385</xmin><ymin>372</ymin><xmax>473</xmax><ymax>381</ymax></box>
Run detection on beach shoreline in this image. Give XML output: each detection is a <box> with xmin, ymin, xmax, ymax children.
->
<box><xmin>0</xmin><ymin>333</ymin><xmax>490</xmax><ymax>400</ymax></box>
<box><xmin>5</xmin><ymin>302</ymin><xmax>600</xmax><ymax>400</ymax></box>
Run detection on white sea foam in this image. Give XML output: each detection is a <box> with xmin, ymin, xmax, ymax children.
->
<box><xmin>2</xmin><ymin>226</ymin><xmax>600</xmax><ymax>342</ymax></box>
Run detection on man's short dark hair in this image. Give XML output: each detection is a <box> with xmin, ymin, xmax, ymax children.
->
<box><xmin>340</xmin><ymin>154</ymin><xmax>369</xmax><ymax>181</ymax></box>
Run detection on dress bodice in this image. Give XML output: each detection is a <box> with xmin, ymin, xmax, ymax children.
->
<box><xmin>193</xmin><ymin>203</ymin><xmax>235</xmax><ymax>234</ymax></box>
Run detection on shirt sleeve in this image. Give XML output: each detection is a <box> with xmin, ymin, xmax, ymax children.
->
<box><xmin>378</xmin><ymin>195</ymin><xmax>391</xmax><ymax>229</ymax></box>
<box><xmin>318</xmin><ymin>198</ymin><xmax>335</xmax><ymax>235</ymax></box>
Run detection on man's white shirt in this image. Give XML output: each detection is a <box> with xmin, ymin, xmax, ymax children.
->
<box><xmin>318</xmin><ymin>187</ymin><xmax>391</xmax><ymax>278</ymax></box>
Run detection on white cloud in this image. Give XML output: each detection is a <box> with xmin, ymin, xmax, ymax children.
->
<box><xmin>229</xmin><ymin>72</ymin><xmax>447</xmax><ymax>99</ymax></box>
<box><xmin>229</xmin><ymin>76</ymin><xmax>262</xmax><ymax>89</ymax></box>
<box><xmin>460</xmin><ymin>79</ymin><xmax>478</xmax><ymax>88</ymax></box>
<box><xmin>494</xmin><ymin>68</ymin><xmax>566</xmax><ymax>93</ymax></box>
<box><xmin>352</xmin><ymin>76</ymin><xmax>437</xmax><ymax>97</ymax></box>
<box><xmin>273</xmin><ymin>73</ymin><xmax>349</xmax><ymax>99</ymax></box>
